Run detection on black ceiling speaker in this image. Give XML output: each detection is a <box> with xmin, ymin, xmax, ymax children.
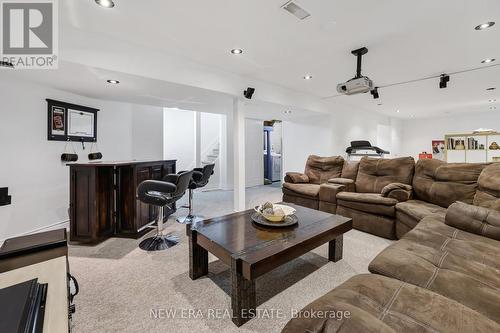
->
<box><xmin>243</xmin><ymin>87</ymin><xmax>255</xmax><ymax>99</ymax></box>
<box><xmin>440</xmin><ymin>74</ymin><xmax>450</xmax><ymax>89</ymax></box>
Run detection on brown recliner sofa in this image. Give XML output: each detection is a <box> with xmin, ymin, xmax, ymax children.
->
<box><xmin>335</xmin><ymin>157</ymin><xmax>415</xmax><ymax>239</ymax></box>
<box><xmin>282</xmin><ymin>163</ymin><xmax>500</xmax><ymax>333</ymax></box>
<box><xmin>282</xmin><ymin>155</ymin><xmax>358</xmax><ymax>212</ymax></box>
<box><xmin>395</xmin><ymin>159</ymin><xmax>489</xmax><ymax>238</ymax></box>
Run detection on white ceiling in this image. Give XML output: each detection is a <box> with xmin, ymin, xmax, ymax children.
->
<box><xmin>1</xmin><ymin>61</ymin><xmax>234</xmax><ymax>114</ymax></box>
<box><xmin>10</xmin><ymin>0</ymin><xmax>500</xmax><ymax>119</ymax></box>
<box><xmin>2</xmin><ymin>61</ymin><xmax>322</xmax><ymax>120</ymax></box>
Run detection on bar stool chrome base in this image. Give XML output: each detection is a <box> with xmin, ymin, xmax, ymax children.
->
<box><xmin>139</xmin><ymin>205</ymin><xmax>179</xmax><ymax>251</ymax></box>
<box><xmin>176</xmin><ymin>215</ymin><xmax>203</xmax><ymax>225</ymax></box>
<box><xmin>139</xmin><ymin>233</ymin><xmax>179</xmax><ymax>251</ymax></box>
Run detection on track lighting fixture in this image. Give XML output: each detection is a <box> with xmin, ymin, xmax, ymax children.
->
<box><xmin>370</xmin><ymin>87</ymin><xmax>379</xmax><ymax>99</ymax></box>
<box><xmin>439</xmin><ymin>74</ymin><xmax>450</xmax><ymax>89</ymax></box>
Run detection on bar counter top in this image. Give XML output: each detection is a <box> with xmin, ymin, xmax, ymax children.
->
<box><xmin>67</xmin><ymin>159</ymin><xmax>176</xmax><ymax>167</ymax></box>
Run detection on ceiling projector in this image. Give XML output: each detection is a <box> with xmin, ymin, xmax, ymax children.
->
<box><xmin>337</xmin><ymin>47</ymin><xmax>375</xmax><ymax>95</ymax></box>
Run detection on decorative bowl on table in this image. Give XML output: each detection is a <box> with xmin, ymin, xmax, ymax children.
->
<box><xmin>253</xmin><ymin>202</ymin><xmax>296</xmax><ymax>222</ymax></box>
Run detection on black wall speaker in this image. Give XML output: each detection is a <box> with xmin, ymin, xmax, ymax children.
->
<box><xmin>0</xmin><ymin>187</ymin><xmax>11</xmax><ymax>206</ymax></box>
<box><xmin>61</xmin><ymin>153</ymin><xmax>78</xmax><ymax>162</ymax></box>
<box><xmin>88</xmin><ymin>152</ymin><xmax>103</xmax><ymax>160</ymax></box>
<box><xmin>243</xmin><ymin>87</ymin><xmax>255</xmax><ymax>99</ymax></box>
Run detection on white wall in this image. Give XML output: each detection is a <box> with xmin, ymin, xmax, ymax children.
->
<box><xmin>163</xmin><ymin>108</ymin><xmax>196</xmax><ymax>171</ymax></box>
<box><xmin>0</xmin><ymin>78</ymin><xmax>163</xmax><ymax>241</ymax></box>
<box><xmin>245</xmin><ymin>119</ymin><xmax>264</xmax><ymax>187</ymax></box>
<box><xmin>131</xmin><ymin>104</ymin><xmax>164</xmax><ymax>160</ymax></box>
<box><xmin>400</xmin><ymin>111</ymin><xmax>500</xmax><ymax>160</ymax></box>
<box><xmin>330</xmin><ymin>108</ymin><xmax>403</xmax><ymax>158</ymax></box>
<box><xmin>282</xmin><ymin>114</ymin><xmax>334</xmax><ymax>174</ymax></box>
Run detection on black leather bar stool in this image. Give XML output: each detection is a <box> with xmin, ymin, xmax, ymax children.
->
<box><xmin>137</xmin><ymin>170</ymin><xmax>193</xmax><ymax>251</ymax></box>
<box><xmin>176</xmin><ymin>164</ymin><xmax>215</xmax><ymax>225</ymax></box>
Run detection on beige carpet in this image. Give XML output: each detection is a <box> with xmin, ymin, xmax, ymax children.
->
<box><xmin>69</xmin><ymin>185</ymin><xmax>392</xmax><ymax>333</ymax></box>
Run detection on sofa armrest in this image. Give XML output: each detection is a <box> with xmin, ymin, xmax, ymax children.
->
<box><xmin>381</xmin><ymin>183</ymin><xmax>412</xmax><ymax>202</ymax></box>
<box><xmin>445</xmin><ymin>202</ymin><xmax>500</xmax><ymax>241</ymax></box>
<box><xmin>319</xmin><ymin>183</ymin><xmax>345</xmax><ymax>204</ymax></box>
<box><xmin>284</xmin><ymin>172</ymin><xmax>310</xmax><ymax>183</ymax></box>
<box><xmin>328</xmin><ymin>178</ymin><xmax>355</xmax><ymax>192</ymax></box>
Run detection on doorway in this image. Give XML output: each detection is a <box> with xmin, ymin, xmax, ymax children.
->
<box><xmin>263</xmin><ymin>120</ymin><xmax>282</xmax><ymax>186</ymax></box>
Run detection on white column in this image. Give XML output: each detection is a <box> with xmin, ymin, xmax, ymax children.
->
<box><xmin>195</xmin><ymin>111</ymin><xmax>201</xmax><ymax>167</ymax></box>
<box><xmin>233</xmin><ymin>98</ymin><xmax>246</xmax><ymax>211</ymax></box>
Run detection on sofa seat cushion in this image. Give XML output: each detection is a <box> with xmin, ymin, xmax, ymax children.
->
<box><xmin>282</xmin><ymin>274</ymin><xmax>500</xmax><ymax>333</ymax></box>
<box><xmin>337</xmin><ymin>192</ymin><xmax>397</xmax><ymax>217</ymax></box>
<box><xmin>369</xmin><ymin>215</ymin><xmax>500</xmax><ymax>324</ymax></box>
<box><xmin>283</xmin><ymin>183</ymin><xmax>320</xmax><ymax>199</ymax></box>
<box><xmin>395</xmin><ymin>200</ymin><xmax>447</xmax><ymax>239</ymax></box>
<box><xmin>396</xmin><ymin>200</ymin><xmax>446</xmax><ymax>222</ymax></box>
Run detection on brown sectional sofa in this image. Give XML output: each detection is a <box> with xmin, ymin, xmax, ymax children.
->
<box><xmin>283</xmin><ymin>156</ymin><xmax>493</xmax><ymax>240</ymax></box>
<box><xmin>336</xmin><ymin>157</ymin><xmax>415</xmax><ymax>239</ymax></box>
<box><xmin>282</xmin><ymin>155</ymin><xmax>354</xmax><ymax>212</ymax></box>
<box><xmin>395</xmin><ymin>159</ymin><xmax>489</xmax><ymax>238</ymax></box>
<box><xmin>282</xmin><ymin>162</ymin><xmax>500</xmax><ymax>333</ymax></box>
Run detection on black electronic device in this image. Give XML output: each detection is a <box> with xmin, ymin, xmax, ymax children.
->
<box><xmin>243</xmin><ymin>87</ymin><xmax>255</xmax><ymax>99</ymax></box>
<box><xmin>0</xmin><ymin>279</ymin><xmax>48</xmax><ymax>333</ymax></box>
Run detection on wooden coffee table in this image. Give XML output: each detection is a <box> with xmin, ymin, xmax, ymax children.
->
<box><xmin>187</xmin><ymin>203</ymin><xmax>352</xmax><ymax>326</ymax></box>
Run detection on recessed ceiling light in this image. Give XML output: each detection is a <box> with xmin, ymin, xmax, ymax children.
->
<box><xmin>107</xmin><ymin>79</ymin><xmax>120</xmax><ymax>84</ymax></box>
<box><xmin>396</xmin><ymin>109</ymin><xmax>400</xmax><ymax>113</ymax></box>
<box><xmin>490</xmin><ymin>106</ymin><xmax>497</xmax><ymax>110</ymax></box>
<box><xmin>481</xmin><ymin>58</ymin><xmax>495</xmax><ymax>64</ymax></box>
<box><xmin>489</xmin><ymin>99</ymin><xmax>497</xmax><ymax>102</ymax></box>
<box><xmin>486</xmin><ymin>87</ymin><xmax>496</xmax><ymax>91</ymax></box>
<box><xmin>475</xmin><ymin>22</ymin><xmax>495</xmax><ymax>30</ymax></box>
<box><xmin>95</xmin><ymin>0</ymin><xmax>115</xmax><ymax>8</ymax></box>
<box><xmin>284</xmin><ymin>110</ymin><xmax>292</xmax><ymax>114</ymax></box>
<box><xmin>410</xmin><ymin>115</ymin><xmax>415</xmax><ymax>118</ymax></box>
<box><xmin>303</xmin><ymin>75</ymin><xmax>313</xmax><ymax>80</ymax></box>
<box><xmin>230</xmin><ymin>49</ymin><xmax>243</xmax><ymax>55</ymax></box>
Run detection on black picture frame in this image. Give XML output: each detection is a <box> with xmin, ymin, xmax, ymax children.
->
<box><xmin>47</xmin><ymin>99</ymin><xmax>99</xmax><ymax>142</ymax></box>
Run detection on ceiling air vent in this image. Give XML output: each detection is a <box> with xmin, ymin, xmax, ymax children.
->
<box><xmin>282</xmin><ymin>1</ymin><xmax>310</xmax><ymax>20</ymax></box>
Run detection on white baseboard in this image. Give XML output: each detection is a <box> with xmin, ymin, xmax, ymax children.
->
<box><xmin>0</xmin><ymin>220</ymin><xmax>69</xmax><ymax>245</ymax></box>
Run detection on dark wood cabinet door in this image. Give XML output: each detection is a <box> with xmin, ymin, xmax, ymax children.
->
<box><xmin>136</xmin><ymin>166</ymin><xmax>153</xmax><ymax>230</ymax></box>
<box><xmin>70</xmin><ymin>168</ymin><xmax>95</xmax><ymax>240</ymax></box>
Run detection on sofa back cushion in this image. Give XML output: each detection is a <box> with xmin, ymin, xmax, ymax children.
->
<box><xmin>304</xmin><ymin>155</ymin><xmax>344</xmax><ymax>184</ymax></box>
<box><xmin>413</xmin><ymin>159</ymin><xmax>489</xmax><ymax>208</ymax></box>
<box><xmin>341</xmin><ymin>160</ymin><xmax>360</xmax><ymax>180</ymax></box>
<box><xmin>355</xmin><ymin>157</ymin><xmax>415</xmax><ymax>193</ymax></box>
<box><xmin>474</xmin><ymin>163</ymin><xmax>500</xmax><ymax>211</ymax></box>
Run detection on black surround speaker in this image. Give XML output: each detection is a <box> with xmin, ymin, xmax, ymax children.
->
<box><xmin>243</xmin><ymin>87</ymin><xmax>255</xmax><ymax>99</ymax></box>
<box><xmin>61</xmin><ymin>153</ymin><xmax>78</xmax><ymax>162</ymax></box>
<box><xmin>0</xmin><ymin>187</ymin><xmax>11</xmax><ymax>206</ymax></box>
<box><xmin>88</xmin><ymin>152</ymin><xmax>103</xmax><ymax>160</ymax></box>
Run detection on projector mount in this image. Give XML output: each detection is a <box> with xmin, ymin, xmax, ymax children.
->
<box><xmin>352</xmin><ymin>47</ymin><xmax>368</xmax><ymax>79</ymax></box>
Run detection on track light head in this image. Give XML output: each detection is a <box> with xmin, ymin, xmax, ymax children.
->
<box><xmin>370</xmin><ymin>87</ymin><xmax>379</xmax><ymax>99</ymax></box>
<box><xmin>439</xmin><ymin>74</ymin><xmax>450</xmax><ymax>89</ymax></box>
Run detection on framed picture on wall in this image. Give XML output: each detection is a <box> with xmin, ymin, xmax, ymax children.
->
<box><xmin>50</xmin><ymin>106</ymin><xmax>66</xmax><ymax>138</ymax></box>
<box><xmin>432</xmin><ymin>140</ymin><xmax>445</xmax><ymax>160</ymax></box>
<box><xmin>47</xmin><ymin>99</ymin><xmax>99</xmax><ymax>142</ymax></box>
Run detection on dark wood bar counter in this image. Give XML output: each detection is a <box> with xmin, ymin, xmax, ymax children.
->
<box><xmin>68</xmin><ymin>160</ymin><xmax>176</xmax><ymax>243</ymax></box>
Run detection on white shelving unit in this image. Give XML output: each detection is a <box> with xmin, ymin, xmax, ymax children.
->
<box><xmin>445</xmin><ymin>132</ymin><xmax>500</xmax><ymax>163</ymax></box>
